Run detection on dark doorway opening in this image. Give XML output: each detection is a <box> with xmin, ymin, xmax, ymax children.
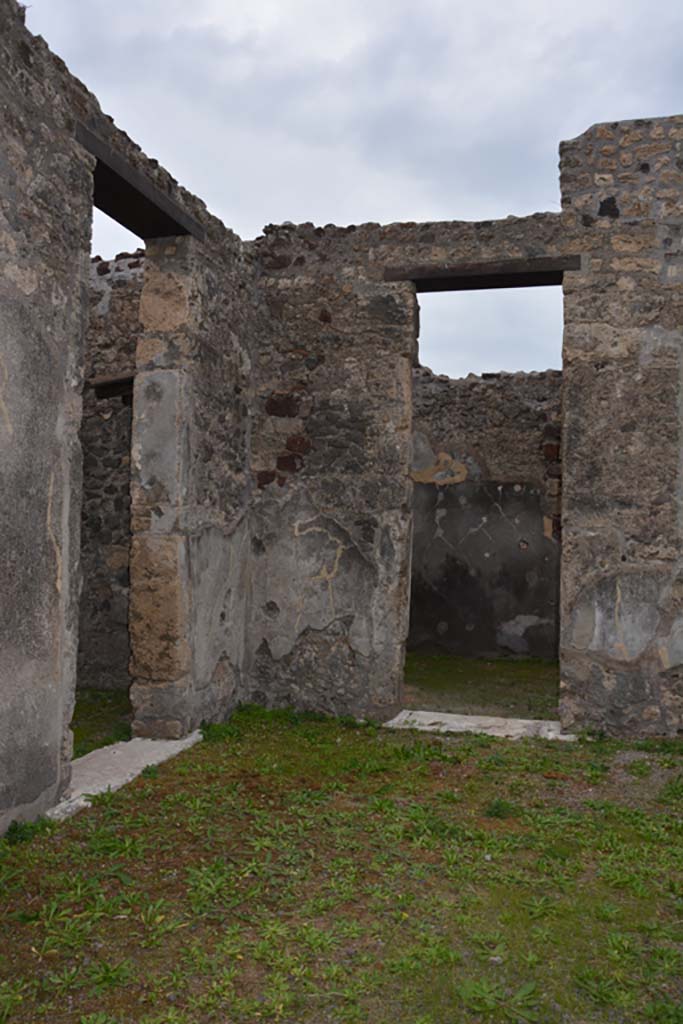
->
<box><xmin>74</xmin><ymin>238</ymin><xmax>145</xmax><ymax>754</ymax></box>
<box><xmin>392</xmin><ymin>257</ymin><xmax>576</xmax><ymax>721</ymax></box>
<box><xmin>72</xmin><ymin>121</ymin><xmax>198</xmax><ymax>756</ymax></box>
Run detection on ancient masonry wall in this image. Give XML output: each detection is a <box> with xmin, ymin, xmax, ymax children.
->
<box><xmin>78</xmin><ymin>254</ymin><xmax>144</xmax><ymax>691</ymax></box>
<box><xmin>0</xmin><ymin>0</ymin><xmax>259</xmax><ymax>826</ymax></box>
<box><xmin>0</xmin><ymin>0</ymin><xmax>94</xmax><ymax>831</ymax></box>
<box><xmin>247</xmin><ymin>218</ymin><xmax>572</xmax><ymax>718</ymax></box>
<box><xmin>83</xmin><ymin>233</ymin><xmax>419</xmax><ymax>725</ymax></box>
<box><xmin>245</xmin><ymin>229</ymin><xmax>417</xmax><ymax>720</ymax></box>
<box><xmin>249</xmin><ymin>179</ymin><xmax>683</xmax><ymax>738</ymax></box>
<box><xmin>409</xmin><ymin>367</ymin><xmax>562</xmax><ymax>659</ymax></box>
<box><xmin>128</xmin><ymin>234</ymin><xmax>258</xmax><ymax>738</ymax></box>
<box><xmin>559</xmin><ymin>118</ymin><xmax>683</xmax><ymax>735</ymax></box>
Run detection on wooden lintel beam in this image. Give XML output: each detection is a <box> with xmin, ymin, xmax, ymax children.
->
<box><xmin>384</xmin><ymin>255</ymin><xmax>581</xmax><ymax>292</ymax></box>
<box><xmin>76</xmin><ymin>123</ymin><xmax>206</xmax><ymax>243</ymax></box>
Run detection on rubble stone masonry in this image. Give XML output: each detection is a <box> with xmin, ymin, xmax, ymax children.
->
<box><xmin>3</xmin><ymin>0</ymin><xmax>683</xmax><ymax>833</ymax></box>
<box><xmin>559</xmin><ymin>118</ymin><xmax>683</xmax><ymax>734</ymax></box>
<box><xmin>78</xmin><ymin>254</ymin><xmax>143</xmax><ymax>691</ymax></box>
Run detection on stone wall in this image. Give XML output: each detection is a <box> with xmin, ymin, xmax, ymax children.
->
<box><xmin>0</xmin><ymin>0</ymin><xmax>255</xmax><ymax>827</ymax></box>
<box><xmin>77</xmin><ymin>235</ymin><xmax>260</xmax><ymax>734</ymax></box>
<box><xmin>129</xmin><ymin>235</ymin><xmax>256</xmax><ymax>738</ymax></box>
<box><xmin>78</xmin><ymin>254</ymin><xmax>144</xmax><ymax>690</ymax></box>
<box><xmin>245</xmin><ymin>232</ymin><xmax>416</xmax><ymax>720</ymax></box>
<box><xmin>409</xmin><ymin>367</ymin><xmax>562</xmax><ymax>658</ymax></box>
<box><xmin>246</xmin><ymin>190</ymin><xmax>683</xmax><ymax>737</ymax></box>
<box><xmin>559</xmin><ymin>117</ymin><xmax>683</xmax><ymax>735</ymax></box>
<box><xmin>83</xmin><ymin>232</ymin><xmax>418</xmax><ymax>729</ymax></box>
<box><xmin>0</xmin><ymin>0</ymin><xmax>94</xmax><ymax>831</ymax></box>
<box><xmin>246</xmin><ymin>218</ymin><xmax>573</xmax><ymax>718</ymax></box>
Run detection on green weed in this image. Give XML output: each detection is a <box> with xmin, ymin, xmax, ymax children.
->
<box><xmin>2</xmin><ymin>818</ymin><xmax>52</xmax><ymax>846</ymax></box>
<box><xmin>485</xmin><ymin>798</ymin><xmax>520</xmax><ymax>819</ymax></box>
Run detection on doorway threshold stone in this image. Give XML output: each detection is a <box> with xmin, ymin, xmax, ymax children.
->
<box><xmin>47</xmin><ymin>731</ymin><xmax>202</xmax><ymax>822</ymax></box>
<box><xmin>385</xmin><ymin>709</ymin><xmax>576</xmax><ymax>741</ymax></box>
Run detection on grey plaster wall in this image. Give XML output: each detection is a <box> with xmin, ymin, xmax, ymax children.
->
<box><xmin>0</xmin><ymin>0</ymin><xmax>94</xmax><ymax>831</ymax></box>
<box><xmin>129</xmin><ymin>235</ymin><xmax>256</xmax><ymax>738</ymax></box>
<box><xmin>246</xmin><ymin>230</ymin><xmax>417</xmax><ymax>720</ymax></box>
<box><xmin>78</xmin><ymin>255</ymin><xmax>144</xmax><ymax>691</ymax></box>
<box><xmin>409</xmin><ymin>368</ymin><xmax>562</xmax><ymax>659</ymax></box>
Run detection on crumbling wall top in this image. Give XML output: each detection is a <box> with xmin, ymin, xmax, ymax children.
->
<box><xmin>1</xmin><ymin>0</ymin><xmax>238</xmax><ymax>250</ymax></box>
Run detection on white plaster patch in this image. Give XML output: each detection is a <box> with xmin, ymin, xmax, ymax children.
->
<box><xmin>47</xmin><ymin>732</ymin><xmax>202</xmax><ymax>822</ymax></box>
<box><xmin>496</xmin><ymin>614</ymin><xmax>551</xmax><ymax>653</ymax></box>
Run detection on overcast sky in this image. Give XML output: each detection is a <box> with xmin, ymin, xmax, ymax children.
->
<box><xmin>26</xmin><ymin>0</ymin><xmax>683</xmax><ymax>377</ymax></box>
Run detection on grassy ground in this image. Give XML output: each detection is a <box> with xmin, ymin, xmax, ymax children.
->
<box><xmin>70</xmin><ymin>690</ymin><xmax>132</xmax><ymax>759</ymax></box>
<box><xmin>404</xmin><ymin>653</ymin><xmax>560</xmax><ymax>719</ymax></box>
<box><xmin>1</xmin><ymin>709</ymin><xmax>682</xmax><ymax>1022</ymax></box>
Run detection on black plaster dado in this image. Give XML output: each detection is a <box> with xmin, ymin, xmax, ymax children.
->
<box><xmin>409</xmin><ymin>367</ymin><xmax>562</xmax><ymax>661</ymax></box>
<box><xmin>409</xmin><ymin>481</ymin><xmax>559</xmax><ymax>659</ymax></box>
